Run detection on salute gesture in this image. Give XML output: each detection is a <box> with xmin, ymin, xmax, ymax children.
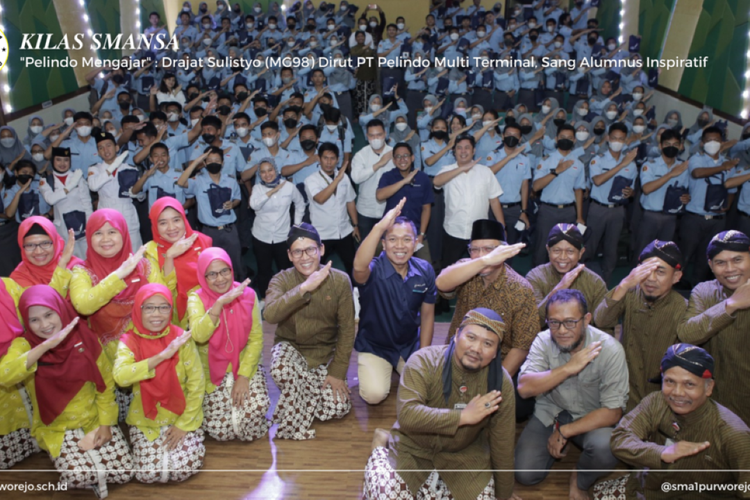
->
<box><xmin>480</xmin><ymin>243</ymin><xmax>526</xmax><ymax>268</ymax></box>
<box><xmin>25</xmin><ymin>317</ymin><xmax>80</xmax><ymax>369</ymax></box>
<box><xmin>165</xmin><ymin>233</ymin><xmax>200</xmax><ymax>259</ymax></box>
<box><xmin>57</xmin><ymin>229</ymin><xmax>77</xmax><ymax>270</ymax></box>
<box><xmin>300</xmin><ymin>261</ymin><xmax>332</xmax><ymax>294</ymax></box>
<box><xmin>375</xmin><ymin>197</ymin><xmax>406</xmax><ymax>233</ymax></box>
<box><xmin>115</xmin><ymin>245</ymin><xmax>147</xmax><ymax>280</ymax></box>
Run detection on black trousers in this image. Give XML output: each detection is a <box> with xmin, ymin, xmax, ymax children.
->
<box><xmin>441</xmin><ymin>230</ymin><xmax>469</xmax><ymax>272</ymax></box>
<box><xmin>202</xmin><ymin>224</ymin><xmax>244</xmax><ymax>281</ymax></box>
<box><xmin>322</xmin><ymin>234</ymin><xmax>356</xmax><ymax>278</ymax></box>
<box><xmin>252</xmin><ymin>236</ymin><xmax>291</xmax><ymax>299</ymax></box>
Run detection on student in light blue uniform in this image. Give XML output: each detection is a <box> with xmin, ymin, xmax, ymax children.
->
<box><xmin>188</xmin><ymin>115</ymin><xmax>248</xmax><ymax>178</ymax></box>
<box><xmin>727</xmin><ymin>123</ymin><xmax>750</xmax><ymax>236</ymax></box>
<box><xmin>131</xmin><ymin>142</ymin><xmax>189</xmax><ymax>207</ymax></box>
<box><xmin>3</xmin><ymin>160</ymin><xmax>51</xmax><ymax>223</ymax></box>
<box><xmin>420</xmin><ymin>117</ymin><xmax>454</xmax><ymax>267</ymax></box>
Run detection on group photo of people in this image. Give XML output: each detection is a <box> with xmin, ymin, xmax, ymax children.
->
<box><xmin>0</xmin><ymin>0</ymin><xmax>749</xmax><ymax>499</ymax></box>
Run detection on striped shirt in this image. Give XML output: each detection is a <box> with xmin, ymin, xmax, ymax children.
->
<box><xmin>594</xmin><ymin>286</ymin><xmax>687</xmax><ymax>412</ymax></box>
<box><xmin>526</xmin><ymin>263</ymin><xmax>608</xmax><ymax>326</ymax></box>
<box><xmin>677</xmin><ymin>280</ymin><xmax>750</xmax><ymax>425</ymax></box>
<box><xmin>441</xmin><ymin>262</ymin><xmax>540</xmax><ymax>355</ymax></box>
<box><xmin>611</xmin><ymin>392</ymin><xmax>750</xmax><ymax>499</ymax></box>
<box><xmin>388</xmin><ymin>345</ymin><xmax>515</xmax><ymax>500</ymax></box>
<box><xmin>263</xmin><ymin>266</ymin><xmax>355</xmax><ymax>380</ymax></box>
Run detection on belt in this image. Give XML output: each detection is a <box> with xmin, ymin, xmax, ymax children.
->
<box><xmin>203</xmin><ymin>222</ymin><xmax>235</xmax><ymax>231</ymax></box>
<box><xmin>591</xmin><ymin>199</ymin><xmax>620</xmax><ymax>209</ymax></box>
<box><xmin>541</xmin><ymin>202</ymin><xmax>574</xmax><ymax>209</ymax></box>
<box><xmin>501</xmin><ymin>202</ymin><xmax>521</xmax><ymax>208</ymax></box>
<box><xmin>688</xmin><ymin>213</ymin><xmax>724</xmax><ymax>220</ymax></box>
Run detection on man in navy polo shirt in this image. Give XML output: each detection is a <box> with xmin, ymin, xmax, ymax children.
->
<box><xmin>352</xmin><ymin>198</ymin><xmax>437</xmax><ymax>405</ymax></box>
<box><xmin>376</xmin><ymin>142</ymin><xmax>434</xmax><ymax>263</ymax></box>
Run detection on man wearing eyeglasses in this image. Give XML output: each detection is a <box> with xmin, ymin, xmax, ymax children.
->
<box><xmin>515</xmin><ymin>289</ymin><xmax>628</xmax><ymax>500</ymax></box>
<box><xmin>593</xmin><ymin>240</ymin><xmax>687</xmax><ymax>412</ymax></box>
<box><xmin>436</xmin><ymin>218</ymin><xmax>538</xmax><ymax>420</ymax></box>
<box><xmin>264</xmin><ymin>223</ymin><xmax>355</xmax><ymax>440</ymax></box>
<box><xmin>526</xmin><ymin>223</ymin><xmax>607</xmax><ymax>327</ymax></box>
<box><xmin>352</xmin><ymin>198</ymin><xmax>436</xmax><ymax>405</ymax></box>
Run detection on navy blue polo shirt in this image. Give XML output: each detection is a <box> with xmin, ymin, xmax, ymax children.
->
<box><xmin>354</xmin><ymin>252</ymin><xmax>437</xmax><ymax>367</ymax></box>
<box><xmin>377</xmin><ymin>169</ymin><xmax>435</xmax><ymax>232</ymax></box>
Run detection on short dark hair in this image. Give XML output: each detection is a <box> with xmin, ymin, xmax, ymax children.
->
<box><xmin>299</xmin><ymin>124</ymin><xmax>319</xmax><ymax>138</ymax></box>
<box><xmin>545</xmin><ymin>289</ymin><xmax>588</xmax><ymax>318</ymax></box>
<box><xmin>556</xmin><ymin>123</ymin><xmax>575</xmax><ymax>136</ymax></box>
<box><xmin>702</xmin><ymin>126</ymin><xmax>723</xmax><ymax>140</ymax></box>
<box><xmin>504</xmin><ymin>123</ymin><xmax>522</xmax><ymax>135</ymax></box>
<box><xmin>453</xmin><ymin>133</ymin><xmax>475</xmax><ymax>150</ymax></box>
<box><xmin>660</xmin><ymin>129</ymin><xmax>681</xmax><ymax>144</ymax></box>
<box><xmin>318</xmin><ymin>141</ymin><xmax>340</xmax><ymax>158</ymax></box>
<box><xmin>150</xmin><ymin>142</ymin><xmax>169</xmax><ymax>156</ymax></box>
<box><xmin>14</xmin><ymin>159</ymin><xmax>36</xmax><ymax>174</ymax></box>
<box><xmin>384</xmin><ymin>216</ymin><xmax>417</xmax><ymax>238</ymax></box>
<box><xmin>204</xmin><ymin>145</ymin><xmax>224</xmax><ymax>159</ymax></box>
<box><xmin>366</xmin><ymin>119</ymin><xmax>385</xmax><ymax>132</ymax></box>
<box><xmin>201</xmin><ymin>115</ymin><xmax>223</xmax><ymax>130</ymax></box>
<box><xmin>260</xmin><ymin>121</ymin><xmax>279</xmax><ymax>132</ymax></box>
<box><xmin>136</xmin><ymin>123</ymin><xmax>158</xmax><ymax>138</ymax></box>
<box><xmin>609</xmin><ymin>122</ymin><xmax>628</xmax><ymax>135</ymax></box>
<box><xmin>234</xmin><ymin>112</ymin><xmax>250</xmax><ymax>123</ymax></box>
<box><xmin>393</xmin><ymin>142</ymin><xmax>413</xmax><ymax>155</ymax></box>
<box><xmin>73</xmin><ymin>111</ymin><xmax>93</xmax><ymax>123</ymax></box>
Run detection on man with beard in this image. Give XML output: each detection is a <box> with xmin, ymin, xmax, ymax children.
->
<box><xmin>353</xmin><ymin>198</ymin><xmax>436</xmax><ymax>405</ymax></box>
<box><xmin>515</xmin><ymin>289</ymin><xmax>628</xmax><ymax>500</ymax></box>
<box><xmin>594</xmin><ymin>240</ymin><xmax>688</xmax><ymax>412</ymax></box>
<box><xmin>678</xmin><ymin>230</ymin><xmax>750</xmax><ymax>425</ymax></box>
<box><xmin>263</xmin><ymin>223</ymin><xmax>355</xmax><ymax>440</ymax></box>
<box><xmin>603</xmin><ymin>344</ymin><xmax>750</xmax><ymax>499</ymax></box>
<box><xmin>526</xmin><ymin>224</ymin><xmax>607</xmax><ymax>327</ymax></box>
<box><xmin>362</xmin><ymin>308</ymin><xmax>521</xmax><ymax>500</ymax></box>
<box><xmin>436</xmin><ymin>219</ymin><xmax>538</xmax><ymax>420</ymax></box>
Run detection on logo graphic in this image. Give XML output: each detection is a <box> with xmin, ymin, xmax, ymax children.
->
<box><xmin>0</xmin><ymin>29</ymin><xmax>8</xmax><ymax>72</ymax></box>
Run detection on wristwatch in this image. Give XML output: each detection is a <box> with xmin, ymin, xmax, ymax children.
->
<box><xmin>551</xmin><ymin>169</ymin><xmax>560</xmax><ymax>177</ymax></box>
<box><xmin>419</xmin><ymin>232</ymin><xmax>426</xmax><ymax>237</ymax></box>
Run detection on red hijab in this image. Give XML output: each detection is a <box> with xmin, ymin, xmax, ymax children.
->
<box><xmin>80</xmin><ymin>209</ymin><xmax>148</xmax><ymax>345</ymax></box>
<box><xmin>20</xmin><ymin>285</ymin><xmax>106</xmax><ymax>426</ymax></box>
<box><xmin>0</xmin><ymin>279</ymin><xmax>24</xmax><ymax>358</ymax></box>
<box><xmin>195</xmin><ymin>248</ymin><xmax>255</xmax><ymax>386</ymax></box>
<box><xmin>149</xmin><ymin>197</ymin><xmax>212</xmax><ymax>320</ymax></box>
<box><xmin>11</xmin><ymin>216</ymin><xmax>84</xmax><ymax>288</ymax></box>
<box><xmin>121</xmin><ymin>283</ymin><xmax>186</xmax><ymax>420</ymax></box>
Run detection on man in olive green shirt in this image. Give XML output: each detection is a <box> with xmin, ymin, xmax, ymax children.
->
<box><xmin>264</xmin><ymin>223</ymin><xmax>356</xmax><ymax>440</ymax></box>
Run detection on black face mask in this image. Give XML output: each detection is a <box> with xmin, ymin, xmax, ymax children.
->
<box><xmin>283</xmin><ymin>118</ymin><xmax>298</xmax><ymax>129</ymax></box>
<box><xmin>17</xmin><ymin>174</ymin><xmax>33</xmax><ymax>184</ymax></box>
<box><xmin>519</xmin><ymin>125</ymin><xmax>533</xmax><ymax>135</ymax></box>
<box><xmin>202</xmin><ymin>95</ymin><xmax>212</xmax><ymax>102</ymax></box>
<box><xmin>254</xmin><ymin>107</ymin><xmax>268</xmax><ymax>117</ymax></box>
<box><xmin>288</xmin><ymin>23</ymin><xmax>296</xmax><ymax>30</ymax></box>
<box><xmin>588</xmin><ymin>37</ymin><xmax>597</xmax><ymax>45</ymax></box>
<box><xmin>236</xmin><ymin>92</ymin><xmax>249</xmax><ymax>101</ymax></box>
<box><xmin>593</xmin><ymin>127</ymin><xmax>606</xmax><ymax>136</ymax></box>
<box><xmin>662</xmin><ymin>146</ymin><xmax>680</xmax><ymax>159</ymax></box>
<box><xmin>431</xmin><ymin>130</ymin><xmax>448</xmax><ymax>141</ymax></box>
<box><xmin>205</xmin><ymin>162</ymin><xmax>222</xmax><ymax>174</ymax></box>
<box><xmin>742</xmin><ymin>134</ymin><xmax>750</xmax><ymax>141</ymax></box>
<box><xmin>202</xmin><ymin>133</ymin><xmax>216</xmax><ymax>143</ymax></box>
<box><xmin>300</xmin><ymin>139</ymin><xmax>317</xmax><ymax>151</ymax></box>
<box><xmin>553</xmin><ymin>118</ymin><xmax>566</xmax><ymax>128</ymax></box>
<box><xmin>504</xmin><ymin>136</ymin><xmax>520</xmax><ymax>148</ymax></box>
<box><xmin>505</xmin><ymin>116</ymin><xmax>517</xmax><ymax>126</ymax></box>
<box><xmin>217</xmin><ymin>105</ymin><xmax>231</xmax><ymax>115</ymax></box>
<box><xmin>504</xmin><ymin>38</ymin><xmax>514</xmax><ymax>46</ymax></box>
<box><xmin>529</xmin><ymin>35</ymin><xmax>538</xmax><ymax>42</ymax></box>
<box><xmin>118</xmin><ymin>101</ymin><xmax>131</xmax><ymax>110</ymax></box>
<box><xmin>697</xmin><ymin>119</ymin><xmax>709</xmax><ymax>127</ymax></box>
<box><xmin>188</xmin><ymin>93</ymin><xmax>200</xmax><ymax>101</ymax></box>
<box><xmin>557</xmin><ymin>138</ymin><xmax>574</xmax><ymax>151</ymax></box>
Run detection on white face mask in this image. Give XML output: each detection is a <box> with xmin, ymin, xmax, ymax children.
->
<box><xmin>704</xmin><ymin>140</ymin><xmax>721</xmax><ymax>156</ymax></box>
<box><xmin>328</xmin><ymin>25</ymin><xmax>335</xmax><ymax>31</ymax></box>
<box><xmin>369</xmin><ymin>21</ymin><xmax>378</xmax><ymax>28</ymax></box>
<box><xmin>263</xmin><ymin>136</ymin><xmax>277</xmax><ymax>147</ymax></box>
<box><xmin>547</xmin><ymin>26</ymin><xmax>555</xmax><ymax>33</ymax></box>
<box><xmin>203</xmin><ymin>38</ymin><xmax>212</xmax><ymax>45</ymax></box>
<box><xmin>330</xmin><ymin>39</ymin><xmax>338</xmax><ymax>46</ymax></box>
<box><xmin>424</xmin><ymin>106</ymin><xmax>433</xmax><ymax>113</ymax></box>
<box><xmin>528</xmin><ymin>23</ymin><xmax>536</xmax><ymax>29</ymax></box>
<box><xmin>575</xmin><ymin>131</ymin><xmax>589</xmax><ymax>142</ymax></box>
<box><xmin>30</xmin><ymin>125</ymin><xmax>43</xmax><ymax>134</ymax></box>
<box><xmin>450</xmin><ymin>33</ymin><xmax>459</xmax><ymax>41</ymax></box>
<box><xmin>287</xmin><ymin>41</ymin><xmax>295</xmax><ymax>47</ymax></box>
<box><xmin>246</xmin><ymin>23</ymin><xmax>254</xmax><ymax>30</ymax></box>
<box><xmin>359</xmin><ymin>25</ymin><xmax>367</xmax><ymax>31</ymax></box>
<box><xmin>254</xmin><ymin>6</ymin><xmax>262</xmax><ymax>13</ymax></box>
<box><xmin>554</xmin><ymin>41</ymin><xmax>562</xmax><ymax>48</ymax></box>
<box><xmin>370</xmin><ymin>138</ymin><xmax>384</xmax><ymax>150</ymax></box>
<box><xmin>183</xmin><ymin>6</ymin><xmax>190</xmax><ymax>11</ymax></box>
<box><xmin>632</xmin><ymin>125</ymin><xmax>645</xmax><ymax>134</ymax></box>
<box><xmin>135</xmin><ymin>115</ymin><xmax>145</xmax><ymax>122</ymax></box>
<box><xmin>607</xmin><ymin>43</ymin><xmax>617</xmax><ymax>51</ymax></box>
<box><xmin>482</xmin><ymin>120</ymin><xmax>494</xmax><ymax>127</ymax></box>
<box><xmin>667</xmin><ymin>119</ymin><xmax>678</xmax><ymax>127</ymax></box>
<box><xmin>203</xmin><ymin>24</ymin><xmax>211</xmax><ymax>30</ymax></box>
<box><xmin>64</xmin><ymin>117</ymin><xmax>74</xmax><ymax>126</ymax></box>
<box><xmin>32</xmin><ymin>153</ymin><xmax>44</xmax><ymax>162</ymax></box>
<box><xmin>395</xmin><ymin>122</ymin><xmax>408</xmax><ymax>131</ymax></box>
<box><xmin>191</xmin><ymin>118</ymin><xmax>199</xmax><ymax>128</ymax></box>
<box><xmin>633</xmin><ymin>109</ymin><xmax>644</xmax><ymax>117</ymax></box>
<box><xmin>541</xmin><ymin>105</ymin><xmax>551</xmax><ymax>114</ymax></box>
<box><xmin>397</xmin><ymin>23</ymin><xmax>405</xmax><ymax>30</ymax></box>
<box><xmin>605</xmin><ymin>110</ymin><xmax>618</xmax><ymax>120</ymax></box>
<box><xmin>632</xmin><ymin>92</ymin><xmax>643</xmax><ymax>102</ymax></box>
<box><xmin>167</xmin><ymin>112</ymin><xmax>180</xmax><ymax>122</ymax></box>
<box><xmin>477</xmin><ymin>31</ymin><xmax>486</xmax><ymax>38</ymax></box>
<box><xmin>609</xmin><ymin>141</ymin><xmax>625</xmax><ymax>152</ymax></box>
<box><xmin>326</xmin><ymin>124</ymin><xmax>338</xmax><ymax>132</ymax></box>
<box><xmin>50</xmin><ymin>134</ymin><xmax>60</xmax><ymax>142</ymax></box>
<box><xmin>76</xmin><ymin>126</ymin><xmax>92</xmax><ymax>137</ymax></box>
<box><xmin>576</xmin><ymin>107</ymin><xmax>588</xmax><ymax>116</ymax></box>
<box><xmin>472</xmin><ymin>113</ymin><xmax>481</xmax><ymax>121</ymax></box>
<box><xmin>235</xmin><ymin>127</ymin><xmax>249</xmax><ymax>138</ymax></box>
<box><xmin>370</xmin><ymin>104</ymin><xmax>381</xmax><ymax>112</ymax></box>
<box><xmin>268</xmin><ymin>23</ymin><xmax>277</xmax><ymax>30</ymax></box>
<box><xmin>309</xmin><ymin>41</ymin><xmax>318</xmax><ymax>48</ymax></box>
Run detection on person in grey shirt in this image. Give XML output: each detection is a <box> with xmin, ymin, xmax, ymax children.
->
<box><xmin>515</xmin><ymin>289</ymin><xmax>628</xmax><ymax>500</ymax></box>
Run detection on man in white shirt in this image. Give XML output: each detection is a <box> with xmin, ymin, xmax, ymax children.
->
<box><xmin>351</xmin><ymin>119</ymin><xmax>395</xmax><ymax>240</ymax></box>
<box><xmin>304</xmin><ymin>142</ymin><xmax>359</xmax><ymax>277</ymax></box>
<box><xmin>434</xmin><ymin>133</ymin><xmax>505</xmax><ymax>271</ymax></box>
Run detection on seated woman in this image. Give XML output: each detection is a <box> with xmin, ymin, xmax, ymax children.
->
<box><xmin>188</xmin><ymin>247</ymin><xmax>270</xmax><ymax>442</ymax></box>
<box><xmin>145</xmin><ymin>197</ymin><xmax>212</xmax><ymax>328</ymax></box>
<box><xmin>10</xmin><ymin>216</ymin><xmax>80</xmax><ymax>297</ymax></box>
<box><xmin>0</xmin><ymin>285</ymin><xmax>133</xmax><ymax>495</ymax></box>
<box><xmin>113</xmin><ymin>283</ymin><xmax>205</xmax><ymax>484</ymax></box>
<box><xmin>0</xmin><ymin>278</ymin><xmax>38</xmax><ymax>469</ymax></box>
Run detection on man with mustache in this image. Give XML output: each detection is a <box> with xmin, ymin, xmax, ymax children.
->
<box><xmin>515</xmin><ymin>289</ymin><xmax>628</xmax><ymax>500</ymax></box>
<box><xmin>603</xmin><ymin>344</ymin><xmax>750</xmax><ymax>499</ymax></box>
<box><xmin>363</xmin><ymin>308</ymin><xmax>521</xmax><ymax>500</ymax></box>
<box><xmin>594</xmin><ymin>240</ymin><xmax>688</xmax><ymax>412</ymax></box>
<box><xmin>678</xmin><ymin>230</ymin><xmax>750</xmax><ymax>426</ymax></box>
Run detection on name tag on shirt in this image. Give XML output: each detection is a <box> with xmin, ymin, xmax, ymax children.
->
<box><xmin>413</xmin><ymin>283</ymin><xmax>427</xmax><ymax>293</ymax></box>
<box><xmin>454</xmin><ymin>403</ymin><xmax>467</xmax><ymax>410</ymax></box>
<box><xmin>665</xmin><ymin>438</ymin><xmax>675</xmax><ymax>447</ymax></box>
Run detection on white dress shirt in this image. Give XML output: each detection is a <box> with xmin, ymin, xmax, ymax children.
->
<box><xmin>436</xmin><ymin>162</ymin><xmax>504</xmax><ymax>240</ymax></box>
<box><xmin>304</xmin><ymin>168</ymin><xmax>356</xmax><ymax>240</ymax></box>
<box><xmin>350</xmin><ymin>144</ymin><xmax>395</xmax><ymax>218</ymax></box>
<box><xmin>249</xmin><ymin>181</ymin><xmax>306</xmax><ymax>244</ymax></box>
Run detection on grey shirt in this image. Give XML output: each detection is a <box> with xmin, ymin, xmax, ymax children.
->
<box><xmin>519</xmin><ymin>325</ymin><xmax>629</xmax><ymax>427</ymax></box>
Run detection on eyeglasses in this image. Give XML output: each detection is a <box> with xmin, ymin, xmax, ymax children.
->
<box><xmin>394</xmin><ymin>154</ymin><xmax>411</xmax><ymax>160</ymax></box>
<box><xmin>546</xmin><ymin>318</ymin><xmax>585</xmax><ymax>330</ymax></box>
<box><xmin>550</xmin><ymin>248</ymin><xmax>579</xmax><ymax>258</ymax></box>
<box><xmin>23</xmin><ymin>241</ymin><xmax>54</xmax><ymax>252</ymax></box>
<box><xmin>467</xmin><ymin>245</ymin><xmax>499</xmax><ymax>256</ymax></box>
<box><xmin>290</xmin><ymin>246</ymin><xmax>320</xmax><ymax>259</ymax></box>
<box><xmin>141</xmin><ymin>304</ymin><xmax>173</xmax><ymax>314</ymax></box>
<box><xmin>204</xmin><ymin>267</ymin><xmax>232</xmax><ymax>281</ymax></box>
